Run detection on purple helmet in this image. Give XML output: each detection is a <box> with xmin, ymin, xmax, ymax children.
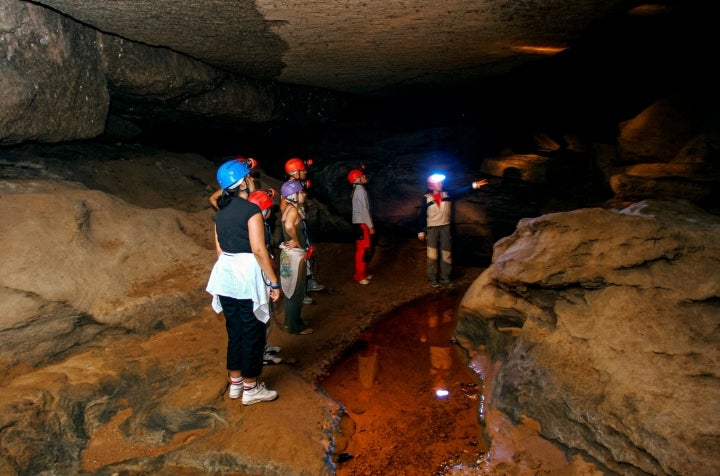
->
<box><xmin>281</xmin><ymin>180</ymin><xmax>304</xmax><ymax>198</ymax></box>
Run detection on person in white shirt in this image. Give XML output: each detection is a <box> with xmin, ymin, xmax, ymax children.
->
<box><xmin>418</xmin><ymin>173</ymin><xmax>488</xmax><ymax>287</ymax></box>
<box><xmin>348</xmin><ymin>168</ymin><xmax>375</xmax><ymax>285</ymax></box>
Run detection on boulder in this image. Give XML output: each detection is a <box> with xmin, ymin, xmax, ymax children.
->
<box><xmin>456</xmin><ymin>199</ymin><xmax>720</xmax><ymax>475</ymax></box>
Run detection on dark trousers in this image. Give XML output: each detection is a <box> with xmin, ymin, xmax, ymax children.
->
<box><xmin>426</xmin><ymin>224</ymin><xmax>452</xmax><ymax>282</ymax></box>
<box><xmin>219</xmin><ymin>295</ymin><xmax>266</xmax><ymax>379</ymax></box>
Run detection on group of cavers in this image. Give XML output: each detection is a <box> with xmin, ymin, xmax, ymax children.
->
<box><xmin>205</xmin><ymin>156</ymin><xmax>488</xmax><ymax>405</ymax></box>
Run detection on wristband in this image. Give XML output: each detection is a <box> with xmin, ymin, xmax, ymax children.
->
<box><xmin>270</xmin><ymin>283</ymin><xmax>280</xmax><ymax>289</ymax></box>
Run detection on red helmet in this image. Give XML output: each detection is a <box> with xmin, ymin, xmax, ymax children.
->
<box><xmin>347</xmin><ymin>169</ymin><xmax>363</xmax><ymax>184</ymax></box>
<box><xmin>285</xmin><ymin>157</ymin><xmax>313</xmax><ymax>174</ymax></box>
<box><xmin>235</xmin><ymin>157</ymin><xmax>258</xmax><ymax>170</ymax></box>
<box><xmin>247</xmin><ymin>188</ymin><xmax>276</xmax><ymax>211</ymax></box>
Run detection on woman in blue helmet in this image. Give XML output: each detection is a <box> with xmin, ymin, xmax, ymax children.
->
<box><xmin>208</xmin><ymin>157</ymin><xmax>258</xmax><ymax>209</ymax></box>
<box><xmin>278</xmin><ymin>180</ymin><xmax>314</xmax><ymax>335</ymax></box>
<box><xmin>206</xmin><ymin>159</ymin><xmax>281</xmax><ymax>405</ymax></box>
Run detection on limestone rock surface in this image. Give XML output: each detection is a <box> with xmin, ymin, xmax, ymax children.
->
<box><xmin>0</xmin><ymin>0</ymin><xmax>108</xmax><ymax>144</ymax></box>
<box><xmin>456</xmin><ymin>199</ymin><xmax>720</xmax><ymax>475</ymax></box>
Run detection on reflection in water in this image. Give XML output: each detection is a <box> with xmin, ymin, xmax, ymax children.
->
<box><xmin>423</xmin><ymin>302</ymin><xmax>456</xmax><ymax>399</ymax></box>
<box><xmin>357</xmin><ymin>331</ymin><xmax>379</xmax><ymax>389</ymax></box>
<box><xmin>321</xmin><ymin>289</ymin><xmax>488</xmax><ymax>475</ymax></box>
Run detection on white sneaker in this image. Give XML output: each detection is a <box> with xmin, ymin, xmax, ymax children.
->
<box><xmin>303</xmin><ymin>295</ymin><xmax>314</xmax><ymax>304</ymax></box>
<box><xmin>263</xmin><ymin>352</ymin><xmax>282</xmax><ymax>365</ymax></box>
<box><xmin>357</xmin><ymin>279</ymin><xmax>370</xmax><ymax>285</ymax></box>
<box><xmin>366</xmin><ymin>275</ymin><xmax>373</xmax><ymax>280</ymax></box>
<box><xmin>242</xmin><ymin>382</ymin><xmax>278</xmax><ymax>405</ymax></box>
<box><xmin>229</xmin><ymin>379</ymin><xmax>243</xmax><ymax>399</ymax></box>
<box><xmin>265</xmin><ymin>344</ymin><xmax>281</xmax><ymax>354</ymax></box>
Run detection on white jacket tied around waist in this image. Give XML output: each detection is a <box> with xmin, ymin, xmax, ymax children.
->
<box><xmin>206</xmin><ymin>252</ymin><xmax>270</xmax><ymax>323</ymax></box>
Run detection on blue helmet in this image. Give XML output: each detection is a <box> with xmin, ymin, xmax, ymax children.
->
<box><xmin>281</xmin><ymin>180</ymin><xmax>305</xmax><ymax>198</ymax></box>
<box><xmin>217</xmin><ymin>159</ymin><xmax>252</xmax><ymax>190</ymax></box>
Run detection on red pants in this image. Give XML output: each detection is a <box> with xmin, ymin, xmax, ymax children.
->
<box><xmin>354</xmin><ymin>223</ymin><xmax>371</xmax><ymax>281</ymax></box>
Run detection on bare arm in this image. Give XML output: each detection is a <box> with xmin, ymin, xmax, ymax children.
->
<box><xmin>209</xmin><ymin>188</ymin><xmax>222</xmax><ymax>210</ymax></box>
<box><xmin>249</xmin><ymin>213</ymin><xmax>281</xmax><ymax>302</ymax></box>
<box><xmin>282</xmin><ymin>206</ymin><xmax>301</xmax><ymax>248</ymax></box>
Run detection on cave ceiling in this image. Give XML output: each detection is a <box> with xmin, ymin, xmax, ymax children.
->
<box><xmin>29</xmin><ymin>0</ymin><xmax>698</xmax><ymax>98</ymax></box>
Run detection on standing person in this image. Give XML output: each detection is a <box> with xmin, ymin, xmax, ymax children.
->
<box><xmin>279</xmin><ymin>180</ymin><xmax>314</xmax><ymax>335</ymax></box>
<box><xmin>206</xmin><ymin>159</ymin><xmax>281</xmax><ymax>405</ymax></box>
<box><xmin>208</xmin><ymin>157</ymin><xmax>258</xmax><ymax>210</ymax></box>
<box><xmin>247</xmin><ymin>188</ymin><xmax>283</xmax><ymax>365</ymax></box>
<box><xmin>348</xmin><ymin>168</ymin><xmax>375</xmax><ymax>285</ymax></box>
<box><xmin>284</xmin><ymin>157</ymin><xmax>324</xmax><ymax>302</ymax></box>
<box><xmin>418</xmin><ymin>173</ymin><xmax>488</xmax><ymax>287</ymax></box>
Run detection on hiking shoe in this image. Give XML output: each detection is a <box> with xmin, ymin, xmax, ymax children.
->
<box><xmin>303</xmin><ymin>295</ymin><xmax>314</xmax><ymax>304</ymax></box>
<box><xmin>357</xmin><ymin>279</ymin><xmax>370</xmax><ymax>285</ymax></box>
<box><xmin>265</xmin><ymin>344</ymin><xmax>281</xmax><ymax>354</ymax></box>
<box><xmin>307</xmin><ymin>280</ymin><xmax>325</xmax><ymax>292</ymax></box>
<box><xmin>429</xmin><ymin>281</ymin><xmax>440</xmax><ymax>288</ymax></box>
<box><xmin>263</xmin><ymin>352</ymin><xmax>282</xmax><ymax>365</ymax></box>
<box><xmin>242</xmin><ymin>382</ymin><xmax>278</xmax><ymax>405</ymax></box>
<box><xmin>440</xmin><ymin>278</ymin><xmax>452</xmax><ymax>285</ymax></box>
<box><xmin>229</xmin><ymin>378</ymin><xmax>243</xmax><ymax>399</ymax></box>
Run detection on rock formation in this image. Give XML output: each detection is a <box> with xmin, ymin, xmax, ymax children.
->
<box><xmin>457</xmin><ymin>199</ymin><xmax>720</xmax><ymax>475</ymax></box>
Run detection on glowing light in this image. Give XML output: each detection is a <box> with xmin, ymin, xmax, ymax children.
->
<box><xmin>427</xmin><ymin>173</ymin><xmax>446</xmax><ymax>184</ymax></box>
<box><xmin>511</xmin><ymin>45</ymin><xmax>567</xmax><ymax>55</ymax></box>
<box><xmin>629</xmin><ymin>4</ymin><xmax>670</xmax><ymax>16</ymax></box>
<box><xmin>435</xmin><ymin>388</ymin><xmax>450</xmax><ymax>399</ymax></box>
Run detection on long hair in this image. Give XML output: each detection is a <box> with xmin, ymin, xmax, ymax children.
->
<box><xmin>217</xmin><ymin>187</ymin><xmax>239</xmax><ymax>210</ymax></box>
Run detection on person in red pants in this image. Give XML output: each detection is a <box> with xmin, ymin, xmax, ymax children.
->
<box><xmin>348</xmin><ymin>168</ymin><xmax>375</xmax><ymax>284</ymax></box>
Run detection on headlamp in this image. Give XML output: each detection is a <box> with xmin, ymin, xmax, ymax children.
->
<box><xmin>427</xmin><ymin>173</ymin><xmax>446</xmax><ymax>184</ymax></box>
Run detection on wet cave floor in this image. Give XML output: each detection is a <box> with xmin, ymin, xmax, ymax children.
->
<box><xmin>320</xmin><ymin>286</ymin><xmax>489</xmax><ymax>475</ymax></box>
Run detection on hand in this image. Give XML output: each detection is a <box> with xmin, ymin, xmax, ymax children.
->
<box><xmin>418</xmin><ymin>232</ymin><xmax>425</xmax><ymax>241</ymax></box>
<box><xmin>269</xmin><ymin>288</ymin><xmax>281</xmax><ymax>302</ymax></box>
<box><xmin>472</xmin><ymin>179</ymin><xmax>489</xmax><ymax>189</ymax></box>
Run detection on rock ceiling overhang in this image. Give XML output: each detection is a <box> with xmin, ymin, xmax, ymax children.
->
<box><xmin>29</xmin><ymin>0</ymin><xmax>683</xmax><ymax>97</ymax></box>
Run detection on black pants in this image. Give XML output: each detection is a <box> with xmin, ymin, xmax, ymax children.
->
<box><xmin>219</xmin><ymin>295</ymin><xmax>266</xmax><ymax>378</ymax></box>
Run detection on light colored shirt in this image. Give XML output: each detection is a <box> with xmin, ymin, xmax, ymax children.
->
<box><xmin>352</xmin><ymin>184</ymin><xmax>373</xmax><ymax>227</ymax></box>
<box><xmin>424</xmin><ymin>191</ymin><xmax>452</xmax><ymax>227</ymax></box>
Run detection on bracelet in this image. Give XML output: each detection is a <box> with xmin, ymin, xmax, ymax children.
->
<box><xmin>270</xmin><ymin>283</ymin><xmax>280</xmax><ymax>289</ymax></box>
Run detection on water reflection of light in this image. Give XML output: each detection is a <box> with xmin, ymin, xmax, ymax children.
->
<box><xmin>426</xmin><ymin>303</ymin><xmax>455</xmax><ymax>401</ymax></box>
<box><xmin>323</xmin><ymin>291</ymin><xmax>490</xmax><ymax>475</ymax></box>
